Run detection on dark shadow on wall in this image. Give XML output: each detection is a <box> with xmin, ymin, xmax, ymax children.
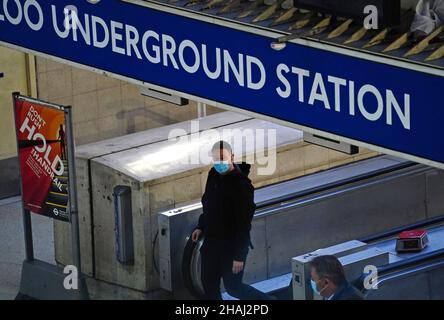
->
<box><xmin>116</xmin><ymin>103</ymin><xmax>174</xmax><ymax>134</ymax></box>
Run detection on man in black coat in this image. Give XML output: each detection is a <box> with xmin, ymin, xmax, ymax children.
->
<box><xmin>310</xmin><ymin>255</ymin><xmax>364</xmax><ymax>300</ymax></box>
<box><xmin>191</xmin><ymin>140</ymin><xmax>271</xmax><ymax>300</ymax></box>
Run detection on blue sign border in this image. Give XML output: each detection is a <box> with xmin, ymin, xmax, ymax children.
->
<box><xmin>1</xmin><ymin>0</ymin><xmax>443</xmax><ymax>168</ymax></box>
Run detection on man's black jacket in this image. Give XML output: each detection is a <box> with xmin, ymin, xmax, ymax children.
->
<box><xmin>196</xmin><ymin>163</ymin><xmax>255</xmax><ymax>262</ymax></box>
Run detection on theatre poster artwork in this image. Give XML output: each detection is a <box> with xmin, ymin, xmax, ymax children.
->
<box><xmin>14</xmin><ymin>96</ymin><xmax>70</xmax><ymax>222</ymax></box>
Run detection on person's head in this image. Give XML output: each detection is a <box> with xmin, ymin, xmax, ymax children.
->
<box><xmin>310</xmin><ymin>255</ymin><xmax>347</xmax><ymax>298</ymax></box>
<box><xmin>211</xmin><ymin>140</ymin><xmax>234</xmax><ymax>175</ymax></box>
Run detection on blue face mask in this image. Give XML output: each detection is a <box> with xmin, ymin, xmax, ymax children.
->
<box><xmin>311</xmin><ymin>279</ymin><xmax>325</xmax><ymax>296</ymax></box>
<box><xmin>213</xmin><ymin>161</ymin><xmax>230</xmax><ymax>174</ymax></box>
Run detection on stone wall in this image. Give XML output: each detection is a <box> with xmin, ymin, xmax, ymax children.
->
<box><xmin>35</xmin><ymin>57</ymin><xmax>221</xmax><ymax>145</ymax></box>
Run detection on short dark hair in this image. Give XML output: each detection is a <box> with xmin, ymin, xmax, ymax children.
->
<box><xmin>211</xmin><ymin>140</ymin><xmax>232</xmax><ymax>154</ymax></box>
<box><xmin>310</xmin><ymin>255</ymin><xmax>347</xmax><ymax>286</ymax></box>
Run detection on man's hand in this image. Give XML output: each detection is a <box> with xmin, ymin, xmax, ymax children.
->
<box><xmin>191</xmin><ymin>229</ymin><xmax>202</xmax><ymax>242</ymax></box>
<box><xmin>232</xmin><ymin>260</ymin><xmax>244</xmax><ymax>274</ymax></box>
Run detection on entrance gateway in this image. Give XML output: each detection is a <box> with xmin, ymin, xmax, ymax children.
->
<box><xmin>0</xmin><ymin>0</ymin><xmax>443</xmax><ymax>169</ymax></box>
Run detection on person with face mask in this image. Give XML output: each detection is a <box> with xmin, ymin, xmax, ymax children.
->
<box><xmin>310</xmin><ymin>255</ymin><xmax>364</xmax><ymax>300</ymax></box>
<box><xmin>191</xmin><ymin>140</ymin><xmax>272</xmax><ymax>300</ymax></box>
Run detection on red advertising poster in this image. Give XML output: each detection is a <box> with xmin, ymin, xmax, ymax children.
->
<box><xmin>14</xmin><ymin>96</ymin><xmax>70</xmax><ymax>221</ymax></box>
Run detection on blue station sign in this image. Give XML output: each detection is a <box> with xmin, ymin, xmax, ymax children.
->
<box><xmin>1</xmin><ymin>0</ymin><xmax>443</xmax><ymax>168</ymax></box>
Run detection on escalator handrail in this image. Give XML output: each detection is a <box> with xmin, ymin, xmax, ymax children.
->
<box><xmin>377</xmin><ymin>248</ymin><xmax>444</xmax><ymax>275</ymax></box>
<box><xmin>360</xmin><ymin>257</ymin><xmax>444</xmax><ymax>297</ymax></box>
<box><xmin>254</xmin><ymin>164</ymin><xmax>430</xmax><ymax>218</ymax></box>
<box><xmin>359</xmin><ymin>214</ymin><xmax>444</xmax><ymax>243</ymax></box>
<box><xmin>255</xmin><ymin>158</ymin><xmax>416</xmax><ymax>209</ymax></box>
<box><xmin>182</xmin><ymin>234</ymin><xmax>205</xmax><ymax>299</ymax></box>
<box><xmin>354</xmin><ymin>248</ymin><xmax>444</xmax><ymax>292</ymax></box>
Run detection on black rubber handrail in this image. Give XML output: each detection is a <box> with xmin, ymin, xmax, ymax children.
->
<box><xmin>182</xmin><ymin>234</ymin><xmax>205</xmax><ymax>299</ymax></box>
<box><xmin>359</xmin><ymin>214</ymin><xmax>444</xmax><ymax>243</ymax></box>
<box><xmin>355</xmin><ymin>248</ymin><xmax>444</xmax><ymax>292</ymax></box>
<box><xmin>255</xmin><ymin>159</ymin><xmax>416</xmax><ymax>209</ymax></box>
<box><xmin>378</xmin><ymin>248</ymin><xmax>444</xmax><ymax>275</ymax></box>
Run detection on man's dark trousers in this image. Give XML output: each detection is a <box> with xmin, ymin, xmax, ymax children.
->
<box><xmin>200</xmin><ymin>239</ymin><xmax>270</xmax><ymax>300</ymax></box>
